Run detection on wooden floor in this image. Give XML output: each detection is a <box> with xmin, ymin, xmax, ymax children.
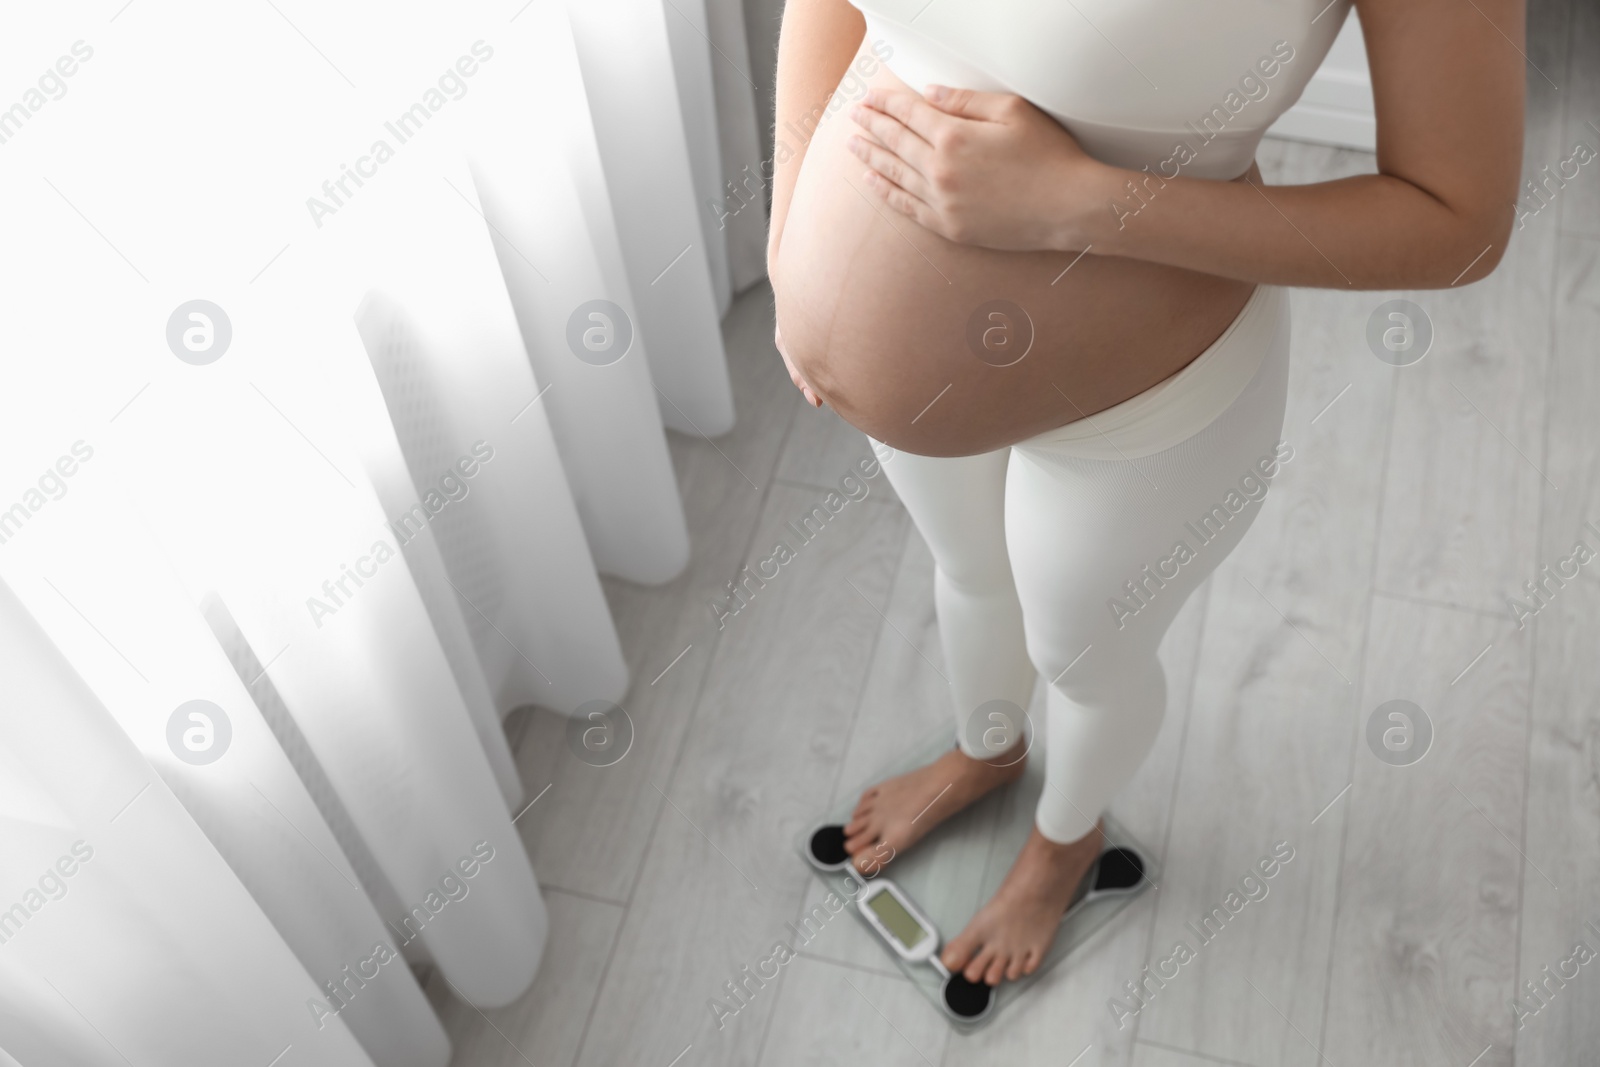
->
<box><xmin>425</xmin><ymin>5</ymin><xmax>1599</xmax><ymax>1064</ymax></box>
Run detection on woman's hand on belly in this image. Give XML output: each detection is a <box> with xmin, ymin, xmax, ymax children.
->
<box><xmin>847</xmin><ymin>85</ymin><xmax>1112</xmax><ymax>254</ymax></box>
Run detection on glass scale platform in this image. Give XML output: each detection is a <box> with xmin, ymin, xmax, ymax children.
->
<box><xmin>798</xmin><ymin>727</ymin><xmax>1156</xmax><ymax>1026</ymax></box>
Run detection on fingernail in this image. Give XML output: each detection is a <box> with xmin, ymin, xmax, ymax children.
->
<box><xmin>926</xmin><ymin>84</ymin><xmax>946</xmax><ymax>102</ymax></box>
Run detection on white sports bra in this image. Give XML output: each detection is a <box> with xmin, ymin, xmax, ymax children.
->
<box><xmin>847</xmin><ymin>0</ymin><xmax>1353</xmax><ymax>180</ymax></box>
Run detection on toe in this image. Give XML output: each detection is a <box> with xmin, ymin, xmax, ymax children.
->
<box><xmin>983</xmin><ymin>955</ymin><xmax>1007</xmax><ymax>986</ymax></box>
<box><xmin>854</xmin><ymin>842</ymin><xmax>894</xmax><ymax>874</ymax></box>
<box><xmin>1021</xmin><ymin>947</ymin><xmax>1041</xmax><ymax>975</ymax></box>
<box><xmin>848</xmin><ymin>788</ymin><xmax>877</xmax><ymax>814</ymax></box>
<box><xmin>941</xmin><ymin>932</ymin><xmax>977</xmax><ymax>973</ymax></box>
<box><xmin>1005</xmin><ymin>952</ymin><xmax>1025</xmax><ymax>982</ymax></box>
<box><xmin>842</xmin><ymin>825</ymin><xmax>876</xmax><ymax>854</ymax></box>
<box><xmin>963</xmin><ymin>946</ymin><xmax>992</xmax><ymax>984</ymax></box>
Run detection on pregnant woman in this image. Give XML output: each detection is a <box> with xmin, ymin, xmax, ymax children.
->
<box><xmin>767</xmin><ymin>0</ymin><xmax>1522</xmax><ymax>987</ymax></box>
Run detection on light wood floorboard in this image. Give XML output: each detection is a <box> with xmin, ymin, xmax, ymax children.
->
<box><xmin>1513</xmin><ymin>577</ymin><xmax>1600</xmax><ymax>1066</ymax></box>
<box><xmin>757</xmin><ymin>956</ymin><xmax>948</xmax><ymax>1067</ymax></box>
<box><xmin>1514</xmin><ymin>183</ymin><xmax>1600</xmax><ymax>1065</ymax></box>
<box><xmin>1556</xmin><ymin>0</ymin><xmax>1600</xmax><ymax>243</ymax></box>
<box><xmin>1129</xmin><ymin>1037</ymin><xmax>1264</xmax><ymax>1067</ymax></box>
<box><xmin>571</xmin><ymin>481</ymin><xmax>908</xmax><ymax>1067</ymax></box>
<box><xmin>425</xmin><ymin>888</ymin><xmax>622</xmax><ymax>1067</ymax></box>
<box><xmin>1321</xmin><ymin>596</ymin><xmax>1532</xmax><ymax>1067</ymax></box>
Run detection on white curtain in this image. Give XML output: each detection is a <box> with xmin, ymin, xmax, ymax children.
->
<box><xmin>668</xmin><ymin>0</ymin><xmax>772</xmax><ymax>310</ymax></box>
<box><xmin>0</xmin><ymin>0</ymin><xmax>764</xmax><ymax>1064</ymax></box>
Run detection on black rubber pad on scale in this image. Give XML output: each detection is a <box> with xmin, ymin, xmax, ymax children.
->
<box><xmin>1094</xmin><ymin>847</ymin><xmax>1144</xmax><ymax>892</ymax></box>
<box><xmin>942</xmin><ymin>973</ymin><xmax>994</xmax><ymax>1019</ymax></box>
<box><xmin>808</xmin><ymin>824</ymin><xmax>850</xmax><ymax>868</ymax></box>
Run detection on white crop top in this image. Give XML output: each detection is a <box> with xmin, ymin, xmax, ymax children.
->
<box><xmin>847</xmin><ymin>0</ymin><xmax>1353</xmax><ymax>180</ymax></box>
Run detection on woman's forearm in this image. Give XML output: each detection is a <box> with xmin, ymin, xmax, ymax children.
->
<box><xmin>1079</xmin><ymin>163</ymin><xmax>1515</xmax><ymax>290</ymax></box>
<box><xmin>768</xmin><ymin>0</ymin><xmax>866</xmax><ymax>275</ymax></box>
<box><xmin>842</xmin><ymin>0</ymin><xmax>1525</xmax><ymax>293</ymax></box>
<box><xmin>1069</xmin><ymin>0</ymin><xmax>1523</xmax><ymax>291</ymax></box>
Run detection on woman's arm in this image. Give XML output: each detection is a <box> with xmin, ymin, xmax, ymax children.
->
<box><xmin>767</xmin><ymin>0</ymin><xmax>866</xmax><ymax>276</ymax></box>
<box><xmin>1094</xmin><ymin>0</ymin><xmax>1525</xmax><ymax>288</ymax></box>
<box><xmin>845</xmin><ymin>0</ymin><xmax>1526</xmax><ymax>290</ymax></box>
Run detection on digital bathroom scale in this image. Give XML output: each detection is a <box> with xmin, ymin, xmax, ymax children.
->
<box><xmin>797</xmin><ymin>730</ymin><xmax>1157</xmax><ymax>1027</ymax></box>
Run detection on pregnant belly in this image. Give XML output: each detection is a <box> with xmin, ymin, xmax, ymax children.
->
<box><xmin>773</xmin><ymin>47</ymin><xmax>1255</xmax><ymax>458</ymax></box>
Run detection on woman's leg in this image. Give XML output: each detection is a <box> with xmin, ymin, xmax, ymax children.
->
<box><xmin>1015</xmin><ymin>328</ymin><xmax>1290</xmax><ymax>843</ymax></box>
<box><xmin>942</xmin><ymin>292</ymin><xmax>1292</xmax><ymax>983</ymax></box>
<box><xmin>872</xmin><ymin>443</ymin><xmax>1037</xmax><ymax>742</ymax></box>
<box><xmin>841</xmin><ymin>442</ymin><xmax>1039</xmax><ymax>874</ymax></box>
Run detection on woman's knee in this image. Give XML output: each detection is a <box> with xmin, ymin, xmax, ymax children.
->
<box><xmin>1029</xmin><ymin>633</ymin><xmax>1165</xmax><ymax>706</ymax></box>
<box><xmin>934</xmin><ymin>555</ymin><xmax>1017</xmax><ymax>600</ymax></box>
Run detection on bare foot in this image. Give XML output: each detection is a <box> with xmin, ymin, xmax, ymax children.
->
<box><xmin>941</xmin><ymin>821</ymin><xmax>1105</xmax><ymax>985</ymax></box>
<box><xmin>843</xmin><ymin>745</ymin><xmax>1025</xmax><ymax>876</ymax></box>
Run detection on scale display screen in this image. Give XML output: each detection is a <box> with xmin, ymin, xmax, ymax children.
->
<box><xmin>868</xmin><ymin>889</ymin><xmax>928</xmax><ymax>948</ymax></box>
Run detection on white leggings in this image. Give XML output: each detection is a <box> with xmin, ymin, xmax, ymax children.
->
<box><xmin>869</xmin><ymin>287</ymin><xmax>1292</xmax><ymax>844</ymax></box>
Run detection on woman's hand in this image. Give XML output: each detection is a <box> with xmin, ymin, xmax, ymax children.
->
<box><xmin>847</xmin><ymin>85</ymin><xmax>1112</xmax><ymax>253</ymax></box>
<box><xmin>775</xmin><ymin>322</ymin><xmax>822</xmax><ymax>408</ymax></box>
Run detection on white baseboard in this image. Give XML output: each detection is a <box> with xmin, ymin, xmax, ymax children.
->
<box><xmin>1269</xmin><ymin>99</ymin><xmax>1376</xmax><ymax>152</ymax></box>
